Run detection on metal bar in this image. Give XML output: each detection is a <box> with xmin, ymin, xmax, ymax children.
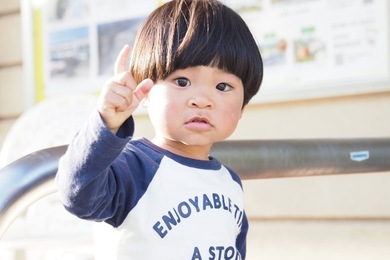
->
<box><xmin>0</xmin><ymin>145</ymin><xmax>67</xmax><ymax>237</ymax></box>
<box><xmin>211</xmin><ymin>138</ymin><xmax>390</xmax><ymax>179</ymax></box>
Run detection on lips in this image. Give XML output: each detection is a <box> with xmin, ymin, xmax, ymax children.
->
<box><xmin>186</xmin><ymin>116</ymin><xmax>212</xmax><ymax>126</ymax></box>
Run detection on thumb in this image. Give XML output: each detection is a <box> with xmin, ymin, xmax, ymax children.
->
<box><xmin>133</xmin><ymin>78</ymin><xmax>154</xmax><ymax>103</ymax></box>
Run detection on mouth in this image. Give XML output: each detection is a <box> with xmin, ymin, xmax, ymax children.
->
<box><xmin>186</xmin><ymin>117</ymin><xmax>212</xmax><ymax>126</ymax></box>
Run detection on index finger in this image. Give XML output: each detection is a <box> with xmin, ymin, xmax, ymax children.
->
<box><xmin>114</xmin><ymin>45</ymin><xmax>131</xmax><ymax>75</ymax></box>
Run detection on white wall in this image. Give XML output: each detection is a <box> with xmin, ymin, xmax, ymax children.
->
<box><xmin>0</xmin><ymin>0</ymin><xmax>24</xmax><ymax>147</ymax></box>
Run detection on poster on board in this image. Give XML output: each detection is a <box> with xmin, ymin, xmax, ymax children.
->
<box><xmin>25</xmin><ymin>0</ymin><xmax>390</xmax><ymax>104</ymax></box>
<box><xmin>38</xmin><ymin>0</ymin><xmax>158</xmax><ymax>98</ymax></box>
<box><xmin>240</xmin><ymin>0</ymin><xmax>390</xmax><ymax>102</ymax></box>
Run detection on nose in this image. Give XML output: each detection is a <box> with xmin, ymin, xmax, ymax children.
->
<box><xmin>188</xmin><ymin>88</ymin><xmax>213</xmax><ymax>109</ymax></box>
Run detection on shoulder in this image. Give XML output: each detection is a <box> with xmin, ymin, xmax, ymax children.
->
<box><xmin>221</xmin><ymin>164</ymin><xmax>243</xmax><ymax>188</ymax></box>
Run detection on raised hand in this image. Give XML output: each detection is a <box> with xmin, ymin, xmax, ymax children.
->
<box><xmin>97</xmin><ymin>45</ymin><xmax>154</xmax><ymax>134</ymax></box>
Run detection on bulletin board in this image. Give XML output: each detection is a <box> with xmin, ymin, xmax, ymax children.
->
<box><xmin>22</xmin><ymin>0</ymin><xmax>390</xmax><ymax>106</ymax></box>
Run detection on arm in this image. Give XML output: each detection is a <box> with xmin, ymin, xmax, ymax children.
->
<box><xmin>56</xmin><ymin>45</ymin><xmax>154</xmax><ymax>226</ymax></box>
<box><xmin>56</xmin><ymin>110</ymin><xmax>133</xmax><ymax>224</ymax></box>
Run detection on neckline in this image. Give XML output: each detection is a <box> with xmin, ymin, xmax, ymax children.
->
<box><xmin>138</xmin><ymin>138</ymin><xmax>222</xmax><ymax>170</ymax></box>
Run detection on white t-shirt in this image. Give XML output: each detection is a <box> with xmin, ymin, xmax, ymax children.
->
<box><xmin>56</xmin><ymin>111</ymin><xmax>248</xmax><ymax>259</ymax></box>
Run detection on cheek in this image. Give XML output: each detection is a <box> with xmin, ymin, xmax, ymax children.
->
<box><xmin>147</xmin><ymin>91</ymin><xmax>180</xmax><ymax>129</ymax></box>
<box><xmin>234</xmin><ymin>106</ymin><xmax>244</xmax><ymax>120</ymax></box>
<box><xmin>229</xmin><ymin>110</ymin><xmax>243</xmax><ymax>126</ymax></box>
<box><xmin>221</xmin><ymin>105</ymin><xmax>243</xmax><ymax>131</ymax></box>
<box><xmin>226</xmin><ymin>100</ymin><xmax>244</xmax><ymax>120</ymax></box>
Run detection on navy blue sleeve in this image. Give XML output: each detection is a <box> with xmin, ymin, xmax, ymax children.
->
<box><xmin>224</xmin><ymin>165</ymin><xmax>249</xmax><ymax>258</ymax></box>
<box><xmin>236</xmin><ymin>211</ymin><xmax>248</xmax><ymax>259</ymax></box>
<box><xmin>56</xmin><ymin>110</ymin><xmax>138</xmax><ymax>227</ymax></box>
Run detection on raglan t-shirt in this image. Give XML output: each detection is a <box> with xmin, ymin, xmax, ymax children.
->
<box><xmin>56</xmin><ymin>110</ymin><xmax>248</xmax><ymax>259</ymax></box>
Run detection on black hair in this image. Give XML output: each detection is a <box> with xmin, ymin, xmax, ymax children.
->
<box><xmin>130</xmin><ymin>0</ymin><xmax>263</xmax><ymax>107</ymax></box>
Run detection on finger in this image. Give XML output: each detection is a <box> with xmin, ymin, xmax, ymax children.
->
<box><xmin>133</xmin><ymin>79</ymin><xmax>155</xmax><ymax>102</ymax></box>
<box><xmin>114</xmin><ymin>45</ymin><xmax>131</xmax><ymax>75</ymax></box>
<box><xmin>113</xmin><ymin>71</ymin><xmax>137</xmax><ymax>90</ymax></box>
<box><xmin>100</xmin><ymin>84</ymin><xmax>131</xmax><ymax>112</ymax></box>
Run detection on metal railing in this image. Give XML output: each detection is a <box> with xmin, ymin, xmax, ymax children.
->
<box><xmin>1</xmin><ymin>138</ymin><xmax>390</xmax><ymax>238</ymax></box>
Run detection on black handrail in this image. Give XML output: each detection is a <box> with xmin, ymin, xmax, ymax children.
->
<box><xmin>1</xmin><ymin>138</ymin><xmax>390</xmax><ymax>237</ymax></box>
<box><xmin>0</xmin><ymin>145</ymin><xmax>67</xmax><ymax>237</ymax></box>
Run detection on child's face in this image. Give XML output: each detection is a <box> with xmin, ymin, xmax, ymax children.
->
<box><xmin>146</xmin><ymin>65</ymin><xmax>244</xmax><ymax>158</ymax></box>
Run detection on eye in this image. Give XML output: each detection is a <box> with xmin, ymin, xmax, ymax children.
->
<box><xmin>216</xmin><ymin>83</ymin><xmax>233</xmax><ymax>92</ymax></box>
<box><xmin>174</xmin><ymin>77</ymin><xmax>191</xmax><ymax>87</ymax></box>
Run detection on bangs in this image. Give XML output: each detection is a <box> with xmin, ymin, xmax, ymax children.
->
<box><xmin>172</xmin><ymin>2</ymin><xmax>260</xmax><ymax>81</ymax></box>
<box><xmin>173</xmin><ymin>5</ymin><xmax>259</xmax><ymax>83</ymax></box>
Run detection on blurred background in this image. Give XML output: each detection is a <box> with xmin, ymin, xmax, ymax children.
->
<box><xmin>1</xmin><ymin>0</ymin><xmax>390</xmax><ymax>259</ymax></box>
